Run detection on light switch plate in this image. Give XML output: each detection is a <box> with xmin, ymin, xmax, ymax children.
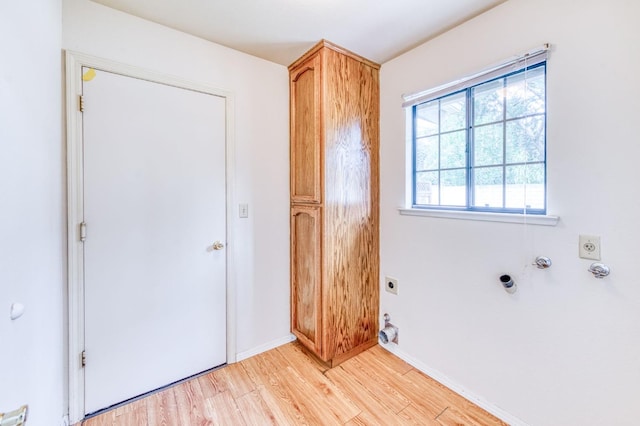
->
<box><xmin>239</xmin><ymin>203</ymin><xmax>249</xmax><ymax>218</ymax></box>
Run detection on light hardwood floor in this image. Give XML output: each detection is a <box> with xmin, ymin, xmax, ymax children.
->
<box><xmin>80</xmin><ymin>342</ymin><xmax>507</xmax><ymax>425</ymax></box>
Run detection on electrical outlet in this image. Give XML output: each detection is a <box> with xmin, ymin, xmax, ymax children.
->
<box><xmin>579</xmin><ymin>235</ymin><xmax>601</xmax><ymax>260</ymax></box>
<box><xmin>385</xmin><ymin>276</ymin><xmax>398</xmax><ymax>295</ymax></box>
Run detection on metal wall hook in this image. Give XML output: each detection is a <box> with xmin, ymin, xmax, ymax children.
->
<box><xmin>533</xmin><ymin>256</ymin><xmax>552</xmax><ymax>269</ymax></box>
<box><xmin>588</xmin><ymin>262</ymin><xmax>610</xmax><ymax>279</ymax></box>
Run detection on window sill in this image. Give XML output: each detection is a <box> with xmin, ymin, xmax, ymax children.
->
<box><xmin>398</xmin><ymin>208</ymin><xmax>559</xmax><ymax>226</ymax></box>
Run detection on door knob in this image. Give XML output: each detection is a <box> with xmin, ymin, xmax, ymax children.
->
<box><xmin>212</xmin><ymin>241</ymin><xmax>224</xmax><ymax>250</ymax></box>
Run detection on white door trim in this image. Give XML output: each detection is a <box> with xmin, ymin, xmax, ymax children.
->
<box><xmin>65</xmin><ymin>50</ymin><xmax>237</xmax><ymax>424</ymax></box>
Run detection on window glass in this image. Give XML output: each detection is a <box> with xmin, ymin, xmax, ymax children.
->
<box><xmin>473</xmin><ymin>79</ymin><xmax>503</xmax><ymax>125</ymax></box>
<box><xmin>440</xmin><ymin>131</ymin><xmax>466</xmax><ymax>169</ymax></box>
<box><xmin>506</xmin><ymin>67</ymin><xmax>545</xmax><ymax>119</ymax></box>
<box><xmin>440</xmin><ymin>169</ymin><xmax>466</xmax><ymax>206</ymax></box>
<box><xmin>416</xmin><ymin>171</ymin><xmax>438</xmax><ymax>205</ymax></box>
<box><xmin>415</xmin><ymin>101</ymin><xmax>439</xmax><ymax>137</ymax></box>
<box><xmin>415</xmin><ymin>135</ymin><xmax>439</xmax><ymax>171</ymax></box>
<box><xmin>411</xmin><ymin>62</ymin><xmax>546</xmax><ymax>214</ymax></box>
<box><xmin>474</xmin><ymin>124</ymin><xmax>503</xmax><ymax>166</ymax></box>
<box><xmin>441</xmin><ymin>92</ymin><xmax>466</xmax><ymax>132</ymax></box>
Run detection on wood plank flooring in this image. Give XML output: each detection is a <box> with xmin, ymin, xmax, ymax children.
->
<box><xmin>80</xmin><ymin>342</ymin><xmax>507</xmax><ymax>425</ymax></box>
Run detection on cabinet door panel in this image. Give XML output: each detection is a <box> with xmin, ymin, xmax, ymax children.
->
<box><xmin>290</xmin><ymin>206</ymin><xmax>322</xmax><ymax>354</ymax></box>
<box><xmin>290</xmin><ymin>56</ymin><xmax>322</xmax><ymax>203</ymax></box>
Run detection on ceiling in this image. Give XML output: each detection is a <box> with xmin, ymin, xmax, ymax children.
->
<box><xmin>92</xmin><ymin>0</ymin><xmax>506</xmax><ymax>66</ymax></box>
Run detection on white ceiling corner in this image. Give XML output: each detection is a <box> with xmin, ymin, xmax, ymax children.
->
<box><xmin>91</xmin><ymin>0</ymin><xmax>507</xmax><ymax>66</ymax></box>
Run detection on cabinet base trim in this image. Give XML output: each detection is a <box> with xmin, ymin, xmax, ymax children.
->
<box><xmin>330</xmin><ymin>338</ymin><xmax>379</xmax><ymax>367</ymax></box>
<box><xmin>294</xmin><ymin>337</ymin><xmax>379</xmax><ymax>368</ymax></box>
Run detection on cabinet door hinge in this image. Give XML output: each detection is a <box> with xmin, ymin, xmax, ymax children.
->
<box><xmin>81</xmin><ymin>350</ymin><xmax>86</xmax><ymax>368</ymax></box>
<box><xmin>78</xmin><ymin>95</ymin><xmax>84</xmax><ymax>112</ymax></box>
<box><xmin>79</xmin><ymin>222</ymin><xmax>87</xmax><ymax>242</ymax></box>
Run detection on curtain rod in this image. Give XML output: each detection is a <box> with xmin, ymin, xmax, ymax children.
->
<box><xmin>402</xmin><ymin>43</ymin><xmax>551</xmax><ymax>107</ymax></box>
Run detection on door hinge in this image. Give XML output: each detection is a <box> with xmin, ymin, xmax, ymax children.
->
<box><xmin>81</xmin><ymin>350</ymin><xmax>86</xmax><ymax>368</ymax></box>
<box><xmin>0</xmin><ymin>405</ymin><xmax>28</xmax><ymax>426</ymax></box>
<box><xmin>78</xmin><ymin>95</ymin><xmax>84</xmax><ymax>112</ymax></box>
<box><xmin>79</xmin><ymin>222</ymin><xmax>87</xmax><ymax>242</ymax></box>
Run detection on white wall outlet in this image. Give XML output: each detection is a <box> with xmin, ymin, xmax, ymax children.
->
<box><xmin>385</xmin><ymin>276</ymin><xmax>398</xmax><ymax>295</ymax></box>
<box><xmin>579</xmin><ymin>235</ymin><xmax>601</xmax><ymax>260</ymax></box>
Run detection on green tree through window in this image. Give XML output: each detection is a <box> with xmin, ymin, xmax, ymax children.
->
<box><xmin>413</xmin><ymin>62</ymin><xmax>546</xmax><ymax>213</ymax></box>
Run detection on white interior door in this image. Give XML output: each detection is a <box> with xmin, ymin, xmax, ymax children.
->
<box><xmin>82</xmin><ymin>68</ymin><xmax>227</xmax><ymax>414</ymax></box>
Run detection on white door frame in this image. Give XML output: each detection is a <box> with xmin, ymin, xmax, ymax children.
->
<box><xmin>65</xmin><ymin>50</ymin><xmax>237</xmax><ymax>424</ymax></box>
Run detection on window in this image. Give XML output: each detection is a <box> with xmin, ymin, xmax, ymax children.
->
<box><xmin>408</xmin><ymin>53</ymin><xmax>547</xmax><ymax>215</ymax></box>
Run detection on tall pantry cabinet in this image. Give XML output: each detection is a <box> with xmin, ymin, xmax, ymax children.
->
<box><xmin>289</xmin><ymin>40</ymin><xmax>380</xmax><ymax>366</ymax></box>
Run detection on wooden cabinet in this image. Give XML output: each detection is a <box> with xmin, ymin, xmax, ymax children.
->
<box><xmin>290</xmin><ymin>54</ymin><xmax>322</xmax><ymax>204</ymax></box>
<box><xmin>290</xmin><ymin>205</ymin><xmax>322</xmax><ymax>353</ymax></box>
<box><xmin>289</xmin><ymin>40</ymin><xmax>380</xmax><ymax>366</ymax></box>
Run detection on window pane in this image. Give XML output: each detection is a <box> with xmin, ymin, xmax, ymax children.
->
<box><xmin>473</xmin><ymin>167</ymin><xmax>503</xmax><ymax>208</ymax></box>
<box><xmin>506</xmin><ymin>66</ymin><xmax>545</xmax><ymax>119</ymax></box>
<box><xmin>440</xmin><ymin>169</ymin><xmax>466</xmax><ymax>206</ymax></box>
<box><xmin>505</xmin><ymin>164</ymin><xmax>545</xmax><ymax>209</ymax></box>
<box><xmin>441</xmin><ymin>92</ymin><xmax>466</xmax><ymax>132</ymax></box>
<box><xmin>474</xmin><ymin>123</ymin><xmax>503</xmax><ymax>166</ymax></box>
<box><xmin>415</xmin><ymin>135</ymin><xmax>439</xmax><ymax>171</ymax></box>
<box><xmin>415</xmin><ymin>171</ymin><xmax>439</xmax><ymax>205</ymax></box>
<box><xmin>440</xmin><ymin>131</ymin><xmax>466</xmax><ymax>169</ymax></box>
<box><xmin>411</xmin><ymin>61</ymin><xmax>546</xmax><ymax>214</ymax></box>
<box><xmin>415</xmin><ymin>101</ymin><xmax>439</xmax><ymax>137</ymax></box>
<box><xmin>506</xmin><ymin>116</ymin><xmax>545</xmax><ymax>163</ymax></box>
<box><xmin>473</xmin><ymin>79</ymin><xmax>503</xmax><ymax>125</ymax></box>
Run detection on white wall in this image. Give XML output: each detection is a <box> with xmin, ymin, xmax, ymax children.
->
<box><xmin>0</xmin><ymin>1</ymin><xmax>65</xmax><ymax>424</ymax></box>
<box><xmin>62</xmin><ymin>0</ymin><xmax>291</xmax><ymax>358</ymax></box>
<box><xmin>380</xmin><ymin>0</ymin><xmax>640</xmax><ymax>424</ymax></box>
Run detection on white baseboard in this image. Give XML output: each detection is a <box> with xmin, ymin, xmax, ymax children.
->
<box><xmin>235</xmin><ymin>334</ymin><xmax>296</xmax><ymax>362</ymax></box>
<box><xmin>380</xmin><ymin>343</ymin><xmax>528</xmax><ymax>426</ymax></box>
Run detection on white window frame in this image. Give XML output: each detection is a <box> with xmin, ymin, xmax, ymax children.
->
<box><xmin>400</xmin><ymin>44</ymin><xmax>559</xmax><ymax>226</ymax></box>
